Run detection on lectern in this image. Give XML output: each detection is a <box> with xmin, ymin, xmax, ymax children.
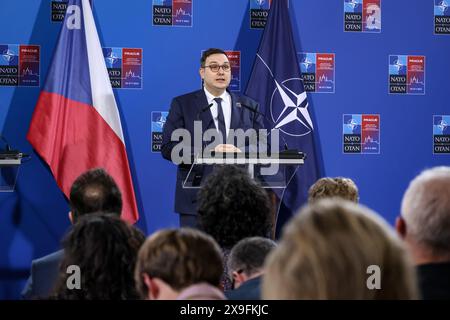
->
<box><xmin>182</xmin><ymin>150</ymin><xmax>306</xmax><ymax>238</ymax></box>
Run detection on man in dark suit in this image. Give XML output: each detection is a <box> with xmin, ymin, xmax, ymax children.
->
<box><xmin>396</xmin><ymin>166</ymin><xmax>450</xmax><ymax>300</ymax></box>
<box><xmin>21</xmin><ymin>168</ymin><xmax>122</xmax><ymax>299</ymax></box>
<box><xmin>162</xmin><ymin>48</ymin><xmax>265</xmax><ymax>227</ymax></box>
<box><xmin>225</xmin><ymin>237</ymin><xmax>276</xmax><ymax>300</ymax></box>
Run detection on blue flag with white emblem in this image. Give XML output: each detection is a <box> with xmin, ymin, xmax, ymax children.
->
<box><xmin>245</xmin><ymin>0</ymin><xmax>321</xmax><ymax>234</ymax></box>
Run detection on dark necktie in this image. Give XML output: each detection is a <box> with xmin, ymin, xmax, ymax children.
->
<box><xmin>214</xmin><ymin>97</ymin><xmax>227</xmax><ymax>144</ymax></box>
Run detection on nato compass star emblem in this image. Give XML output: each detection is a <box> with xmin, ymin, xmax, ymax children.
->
<box><xmin>347</xmin><ymin>118</ymin><xmax>359</xmax><ymax>132</ymax></box>
<box><xmin>105</xmin><ymin>51</ymin><xmax>119</xmax><ymax>67</ymax></box>
<box><xmin>437</xmin><ymin>0</ymin><xmax>449</xmax><ymax>15</ymax></box>
<box><xmin>256</xmin><ymin>54</ymin><xmax>314</xmax><ymax>137</ymax></box>
<box><xmin>301</xmin><ymin>56</ymin><xmax>313</xmax><ymax>72</ymax></box>
<box><xmin>270</xmin><ymin>78</ymin><xmax>313</xmax><ymax>137</ymax></box>
<box><xmin>438</xmin><ymin>119</ymin><xmax>448</xmax><ymax>133</ymax></box>
<box><xmin>1</xmin><ymin>49</ymin><xmax>16</xmax><ymax>64</ymax></box>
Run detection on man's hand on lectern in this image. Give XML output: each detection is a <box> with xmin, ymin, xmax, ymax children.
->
<box><xmin>214</xmin><ymin>144</ymin><xmax>242</xmax><ymax>153</ymax></box>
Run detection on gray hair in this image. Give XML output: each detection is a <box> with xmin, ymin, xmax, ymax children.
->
<box><xmin>401</xmin><ymin>166</ymin><xmax>450</xmax><ymax>254</ymax></box>
<box><xmin>227</xmin><ymin>237</ymin><xmax>277</xmax><ymax>277</ymax></box>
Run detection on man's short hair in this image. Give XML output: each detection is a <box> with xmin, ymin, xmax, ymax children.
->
<box><xmin>134</xmin><ymin>228</ymin><xmax>223</xmax><ymax>298</ymax></box>
<box><xmin>227</xmin><ymin>237</ymin><xmax>277</xmax><ymax>278</ymax></box>
<box><xmin>69</xmin><ymin>168</ymin><xmax>122</xmax><ymax>223</ymax></box>
<box><xmin>401</xmin><ymin>166</ymin><xmax>450</xmax><ymax>255</ymax></box>
<box><xmin>308</xmin><ymin>177</ymin><xmax>359</xmax><ymax>203</ymax></box>
<box><xmin>263</xmin><ymin>199</ymin><xmax>418</xmax><ymax>299</ymax></box>
<box><xmin>200</xmin><ymin>48</ymin><xmax>228</xmax><ymax>67</ymax></box>
<box><xmin>197</xmin><ymin>165</ymin><xmax>273</xmax><ymax>249</ymax></box>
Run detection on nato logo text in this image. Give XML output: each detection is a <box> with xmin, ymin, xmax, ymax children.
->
<box><xmin>103</xmin><ymin>48</ymin><xmax>143</xmax><ymax>89</ymax></box>
<box><xmin>51</xmin><ymin>0</ymin><xmax>93</xmax><ymax>22</ymax></box>
<box><xmin>153</xmin><ymin>0</ymin><xmax>193</xmax><ymax>27</ymax></box>
<box><xmin>344</xmin><ymin>0</ymin><xmax>381</xmax><ymax>33</ymax></box>
<box><xmin>299</xmin><ymin>52</ymin><xmax>335</xmax><ymax>93</ymax></box>
<box><xmin>0</xmin><ymin>44</ymin><xmax>40</xmax><ymax>87</ymax></box>
<box><xmin>435</xmin><ymin>1</ymin><xmax>450</xmax><ymax>34</ymax></box>
<box><xmin>389</xmin><ymin>55</ymin><xmax>425</xmax><ymax>95</ymax></box>
<box><xmin>433</xmin><ymin>115</ymin><xmax>450</xmax><ymax>154</ymax></box>
<box><xmin>343</xmin><ymin>114</ymin><xmax>380</xmax><ymax>154</ymax></box>
<box><xmin>152</xmin><ymin>111</ymin><xmax>168</xmax><ymax>152</ymax></box>
<box><xmin>250</xmin><ymin>0</ymin><xmax>272</xmax><ymax>29</ymax></box>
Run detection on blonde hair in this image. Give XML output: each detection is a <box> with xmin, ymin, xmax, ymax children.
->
<box><xmin>263</xmin><ymin>199</ymin><xmax>418</xmax><ymax>299</ymax></box>
<box><xmin>308</xmin><ymin>177</ymin><xmax>359</xmax><ymax>203</ymax></box>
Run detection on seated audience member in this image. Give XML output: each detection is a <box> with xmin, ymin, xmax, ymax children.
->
<box><xmin>226</xmin><ymin>237</ymin><xmax>276</xmax><ymax>300</ymax></box>
<box><xmin>397</xmin><ymin>166</ymin><xmax>450</xmax><ymax>299</ymax></box>
<box><xmin>308</xmin><ymin>177</ymin><xmax>359</xmax><ymax>203</ymax></box>
<box><xmin>52</xmin><ymin>213</ymin><xmax>144</xmax><ymax>299</ymax></box>
<box><xmin>263</xmin><ymin>199</ymin><xmax>418</xmax><ymax>299</ymax></box>
<box><xmin>22</xmin><ymin>168</ymin><xmax>123</xmax><ymax>299</ymax></box>
<box><xmin>197</xmin><ymin>165</ymin><xmax>273</xmax><ymax>290</ymax></box>
<box><xmin>135</xmin><ymin>228</ymin><xmax>225</xmax><ymax>300</ymax></box>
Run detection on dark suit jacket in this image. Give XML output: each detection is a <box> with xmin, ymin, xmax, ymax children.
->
<box><xmin>21</xmin><ymin>250</ymin><xmax>64</xmax><ymax>299</ymax></box>
<box><xmin>161</xmin><ymin>89</ymin><xmax>265</xmax><ymax>215</ymax></box>
<box><xmin>417</xmin><ymin>262</ymin><xmax>450</xmax><ymax>300</ymax></box>
<box><xmin>225</xmin><ymin>276</ymin><xmax>262</xmax><ymax>300</ymax></box>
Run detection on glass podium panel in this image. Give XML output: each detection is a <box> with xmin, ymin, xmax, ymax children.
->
<box><xmin>0</xmin><ymin>159</ymin><xmax>21</xmax><ymax>192</ymax></box>
<box><xmin>182</xmin><ymin>152</ymin><xmax>304</xmax><ymax>189</ymax></box>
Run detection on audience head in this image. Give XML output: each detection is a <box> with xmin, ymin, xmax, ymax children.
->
<box><xmin>198</xmin><ymin>165</ymin><xmax>272</xmax><ymax>249</ymax></box>
<box><xmin>53</xmin><ymin>213</ymin><xmax>144</xmax><ymax>299</ymax></box>
<box><xmin>398</xmin><ymin>166</ymin><xmax>450</xmax><ymax>264</ymax></box>
<box><xmin>263</xmin><ymin>199</ymin><xmax>418</xmax><ymax>299</ymax></box>
<box><xmin>135</xmin><ymin>228</ymin><xmax>223</xmax><ymax>300</ymax></box>
<box><xmin>227</xmin><ymin>237</ymin><xmax>276</xmax><ymax>289</ymax></box>
<box><xmin>308</xmin><ymin>177</ymin><xmax>359</xmax><ymax>203</ymax></box>
<box><xmin>69</xmin><ymin>168</ymin><xmax>122</xmax><ymax>223</ymax></box>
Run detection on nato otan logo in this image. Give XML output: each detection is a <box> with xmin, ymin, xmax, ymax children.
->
<box><xmin>250</xmin><ymin>0</ymin><xmax>272</xmax><ymax>29</ymax></box>
<box><xmin>152</xmin><ymin>0</ymin><xmax>193</xmax><ymax>27</ymax></box>
<box><xmin>389</xmin><ymin>55</ymin><xmax>425</xmax><ymax>95</ymax></box>
<box><xmin>343</xmin><ymin>114</ymin><xmax>380</xmax><ymax>154</ymax></box>
<box><xmin>103</xmin><ymin>48</ymin><xmax>143</xmax><ymax>89</ymax></box>
<box><xmin>299</xmin><ymin>52</ymin><xmax>335</xmax><ymax>93</ymax></box>
<box><xmin>435</xmin><ymin>0</ymin><xmax>450</xmax><ymax>34</ymax></box>
<box><xmin>0</xmin><ymin>44</ymin><xmax>40</xmax><ymax>87</ymax></box>
<box><xmin>433</xmin><ymin>115</ymin><xmax>450</xmax><ymax>154</ymax></box>
<box><xmin>344</xmin><ymin>0</ymin><xmax>381</xmax><ymax>32</ymax></box>
<box><xmin>152</xmin><ymin>111</ymin><xmax>168</xmax><ymax>152</ymax></box>
<box><xmin>51</xmin><ymin>0</ymin><xmax>93</xmax><ymax>22</ymax></box>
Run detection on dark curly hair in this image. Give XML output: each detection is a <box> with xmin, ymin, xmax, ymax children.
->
<box><xmin>52</xmin><ymin>213</ymin><xmax>144</xmax><ymax>300</ymax></box>
<box><xmin>197</xmin><ymin>165</ymin><xmax>272</xmax><ymax>249</ymax></box>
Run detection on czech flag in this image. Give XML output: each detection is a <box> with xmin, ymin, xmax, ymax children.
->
<box><xmin>27</xmin><ymin>0</ymin><xmax>138</xmax><ymax>223</ymax></box>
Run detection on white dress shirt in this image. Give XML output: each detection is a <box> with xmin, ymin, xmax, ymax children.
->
<box><xmin>203</xmin><ymin>88</ymin><xmax>232</xmax><ymax>138</ymax></box>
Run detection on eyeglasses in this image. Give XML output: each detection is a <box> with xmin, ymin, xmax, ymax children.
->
<box><xmin>203</xmin><ymin>64</ymin><xmax>231</xmax><ymax>72</ymax></box>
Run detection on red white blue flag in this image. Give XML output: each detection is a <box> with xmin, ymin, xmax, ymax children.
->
<box><xmin>27</xmin><ymin>0</ymin><xmax>138</xmax><ymax>223</ymax></box>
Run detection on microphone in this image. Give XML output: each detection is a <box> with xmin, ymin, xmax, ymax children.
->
<box><xmin>0</xmin><ymin>135</ymin><xmax>31</xmax><ymax>160</ymax></box>
<box><xmin>196</xmin><ymin>103</ymin><xmax>214</xmax><ymax>121</ymax></box>
<box><xmin>236</xmin><ymin>102</ymin><xmax>290</xmax><ymax>151</ymax></box>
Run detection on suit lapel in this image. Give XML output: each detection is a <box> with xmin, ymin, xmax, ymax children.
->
<box><xmin>195</xmin><ymin>90</ymin><xmax>215</xmax><ymax>131</ymax></box>
<box><xmin>229</xmin><ymin>91</ymin><xmax>241</xmax><ymax>131</ymax></box>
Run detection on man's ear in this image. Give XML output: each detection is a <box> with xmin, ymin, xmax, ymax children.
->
<box><xmin>68</xmin><ymin>211</ymin><xmax>74</xmax><ymax>224</ymax></box>
<box><xmin>396</xmin><ymin>215</ymin><xmax>407</xmax><ymax>239</ymax></box>
<box><xmin>143</xmin><ymin>274</ymin><xmax>159</xmax><ymax>300</ymax></box>
<box><xmin>232</xmin><ymin>271</ymin><xmax>247</xmax><ymax>288</ymax></box>
<box><xmin>199</xmin><ymin>67</ymin><xmax>205</xmax><ymax>80</ymax></box>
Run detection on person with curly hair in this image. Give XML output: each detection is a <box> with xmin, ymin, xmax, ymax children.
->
<box><xmin>52</xmin><ymin>213</ymin><xmax>144</xmax><ymax>299</ymax></box>
<box><xmin>197</xmin><ymin>165</ymin><xmax>273</xmax><ymax>291</ymax></box>
<box><xmin>308</xmin><ymin>176</ymin><xmax>359</xmax><ymax>203</ymax></box>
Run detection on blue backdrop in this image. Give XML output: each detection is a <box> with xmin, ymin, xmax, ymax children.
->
<box><xmin>0</xmin><ymin>0</ymin><xmax>449</xmax><ymax>299</ymax></box>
